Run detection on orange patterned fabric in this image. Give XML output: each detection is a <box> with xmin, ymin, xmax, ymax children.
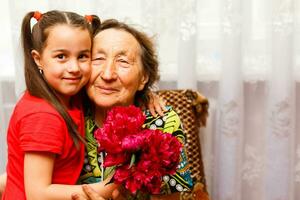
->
<box><xmin>156</xmin><ymin>90</ymin><xmax>210</xmax><ymax>200</ymax></box>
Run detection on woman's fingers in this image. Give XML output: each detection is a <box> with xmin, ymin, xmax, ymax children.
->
<box><xmin>148</xmin><ymin>101</ymin><xmax>156</xmax><ymax>117</ymax></box>
<box><xmin>82</xmin><ymin>185</ymin><xmax>105</xmax><ymax>200</ymax></box>
<box><xmin>159</xmin><ymin>98</ymin><xmax>167</xmax><ymax>111</ymax></box>
<box><xmin>155</xmin><ymin>97</ymin><xmax>166</xmax><ymax>116</ymax></box>
<box><xmin>111</xmin><ymin>188</ymin><xmax>120</xmax><ymax>199</ymax></box>
<box><xmin>148</xmin><ymin>92</ymin><xmax>166</xmax><ymax>117</ymax></box>
<box><xmin>71</xmin><ymin>193</ymin><xmax>85</xmax><ymax>200</ymax></box>
<box><xmin>71</xmin><ymin>185</ymin><xmax>105</xmax><ymax>200</ymax></box>
<box><xmin>111</xmin><ymin>188</ymin><xmax>127</xmax><ymax>200</ymax></box>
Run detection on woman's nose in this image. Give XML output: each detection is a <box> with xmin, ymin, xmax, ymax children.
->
<box><xmin>100</xmin><ymin>61</ymin><xmax>117</xmax><ymax>80</ymax></box>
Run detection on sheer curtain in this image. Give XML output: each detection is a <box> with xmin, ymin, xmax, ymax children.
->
<box><xmin>0</xmin><ymin>0</ymin><xmax>299</xmax><ymax>199</ymax></box>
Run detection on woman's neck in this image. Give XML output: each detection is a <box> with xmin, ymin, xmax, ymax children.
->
<box><xmin>94</xmin><ymin>106</ymin><xmax>109</xmax><ymax>127</ymax></box>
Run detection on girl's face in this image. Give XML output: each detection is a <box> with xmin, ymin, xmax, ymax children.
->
<box><xmin>32</xmin><ymin>24</ymin><xmax>92</xmax><ymax>106</ymax></box>
<box><xmin>86</xmin><ymin>28</ymin><xmax>148</xmax><ymax>109</ymax></box>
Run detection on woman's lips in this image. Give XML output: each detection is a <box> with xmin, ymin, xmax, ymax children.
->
<box><xmin>95</xmin><ymin>85</ymin><xmax>119</xmax><ymax>94</ymax></box>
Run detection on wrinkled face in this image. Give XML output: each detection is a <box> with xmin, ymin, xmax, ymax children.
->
<box><xmin>86</xmin><ymin>28</ymin><xmax>148</xmax><ymax>109</ymax></box>
<box><xmin>32</xmin><ymin>24</ymin><xmax>92</xmax><ymax>105</ymax></box>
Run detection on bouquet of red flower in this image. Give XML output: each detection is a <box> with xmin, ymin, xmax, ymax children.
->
<box><xmin>94</xmin><ymin>105</ymin><xmax>182</xmax><ymax>195</ymax></box>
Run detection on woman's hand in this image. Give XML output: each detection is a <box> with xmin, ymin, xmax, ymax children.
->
<box><xmin>71</xmin><ymin>185</ymin><xmax>105</xmax><ymax>200</ymax></box>
<box><xmin>0</xmin><ymin>172</ymin><xmax>7</xmax><ymax>199</ymax></box>
<box><xmin>147</xmin><ymin>92</ymin><xmax>166</xmax><ymax>117</ymax></box>
<box><xmin>71</xmin><ymin>185</ymin><xmax>126</xmax><ymax>200</ymax></box>
<box><xmin>151</xmin><ymin>192</ymin><xmax>180</xmax><ymax>200</ymax></box>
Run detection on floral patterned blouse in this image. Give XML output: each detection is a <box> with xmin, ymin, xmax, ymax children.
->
<box><xmin>77</xmin><ymin>106</ymin><xmax>193</xmax><ymax>195</ymax></box>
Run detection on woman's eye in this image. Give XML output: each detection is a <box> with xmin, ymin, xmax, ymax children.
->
<box><xmin>92</xmin><ymin>57</ymin><xmax>105</xmax><ymax>65</ymax></box>
<box><xmin>118</xmin><ymin>59</ymin><xmax>129</xmax><ymax>64</ymax></box>
<box><xmin>94</xmin><ymin>57</ymin><xmax>105</xmax><ymax>61</ymax></box>
<box><xmin>117</xmin><ymin>59</ymin><xmax>130</xmax><ymax>68</ymax></box>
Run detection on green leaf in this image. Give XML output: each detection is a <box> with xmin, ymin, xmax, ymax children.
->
<box><xmin>105</xmin><ymin>176</ymin><xmax>114</xmax><ymax>186</ymax></box>
<box><xmin>104</xmin><ymin>166</ymin><xmax>115</xmax><ymax>180</ymax></box>
<box><xmin>129</xmin><ymin>154</ymin><xmax>136</xmax><ymax>168</ymax></box>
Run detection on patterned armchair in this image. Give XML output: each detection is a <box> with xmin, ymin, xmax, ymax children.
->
<box><xmin>157</xmin><ymin>90</ymin><xmax>210</xmax><ymax>200</ymax></box>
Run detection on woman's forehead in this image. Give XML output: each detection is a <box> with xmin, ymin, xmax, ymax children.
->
<box><xmin>93</xmin><ymin>28</ymin><xmax>141</xmax><ymax>54</ymax></box>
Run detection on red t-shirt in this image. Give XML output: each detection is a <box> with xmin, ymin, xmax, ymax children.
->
<box><xmin>2</xmin><ymin>91</ymin><xmax>85</xmax><ymax>200</ymax></box>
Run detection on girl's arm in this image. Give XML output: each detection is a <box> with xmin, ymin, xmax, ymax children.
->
<box><xmin>24</xmin><ymin>152</ymin><xmax>118</xmax><ymax>200</ymax></box>
<box><xmin>0</xmin><ymin>172</ymin><xmax>6</xmax><ymax>198</ymax></box>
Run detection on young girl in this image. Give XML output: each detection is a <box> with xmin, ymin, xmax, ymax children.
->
<box><xmin>2</xmin><ymin>10</ymin><xmax>118</xmax><ymax>200</ymax></box>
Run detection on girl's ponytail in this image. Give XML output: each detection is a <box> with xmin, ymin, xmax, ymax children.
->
<box><xmin>21</xmin><ymin>12</ymin><xmax>34</xmax><ymax>57</ymax></box>
<box><xmin>85</xmin><ymin>15</ymin><xmax>101</xmax><ymax>35</ymax></box>
<box><xmin>21</xmin><ymin>11</ymin><xmax>42</xmax><ymax>96</ymax></box>
<box><xmin>91</xmin><ymin>15</ymin><xmax>101</xmax><ymax>35</ymax></box>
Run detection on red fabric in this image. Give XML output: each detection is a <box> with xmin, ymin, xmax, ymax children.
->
<box><xmin>2</xmin><ymin>91</ymin><xmax>85</xmax><ymax>200</ymax></box>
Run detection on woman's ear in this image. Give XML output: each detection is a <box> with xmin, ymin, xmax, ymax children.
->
<box><xmin>31</xmin><ymin>50</ymin><xmax>42</xmax><ymax>68</ymax></box>
<box><xmin>138</xmin><ymin>73</ymin><xmax>149</xmax><ymax>91</ymax></box>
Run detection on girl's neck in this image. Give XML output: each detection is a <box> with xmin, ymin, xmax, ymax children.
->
<box><xmin>61</xmin><ymin>97</ymin><xmax>71</xmax><ymax>108</ymax></box>
<box><xmin>56</xmin><ymin>93</ymin><xmax>71</xmax><ymax>108</ymax></box>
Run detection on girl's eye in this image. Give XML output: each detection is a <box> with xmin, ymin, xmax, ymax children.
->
<box><xmin>79</xmin><ymin>54</ymin><xmax>90</xmax><ymax>60</ymax></box>
<box><xmin>56</xmin><ymin>54</ymin><xmax>65</xmax><ymax>59</ymax></box>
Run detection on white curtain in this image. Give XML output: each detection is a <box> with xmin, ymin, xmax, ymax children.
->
<box><xmin>0</xmin><ymin>0</ymin><xmax>299</xmax><ymax>199</ymax></box>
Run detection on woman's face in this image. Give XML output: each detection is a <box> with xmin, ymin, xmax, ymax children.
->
<box><xmin>86</xmin><ymin>28</ymin><xmax>148</xmax><ymax>109</ymax></box>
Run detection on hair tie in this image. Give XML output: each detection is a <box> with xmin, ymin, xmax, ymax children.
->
<box><xmin>85</xmin><ymin>15</ymin><xmax>93</xmax><ymax>23</ymax></box>
<box><xmin>33</xmin><ymin>11</ymin><xmax>42</xmax><ymax>21</ymax></box>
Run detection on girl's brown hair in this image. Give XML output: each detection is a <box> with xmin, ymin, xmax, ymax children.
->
<box><xmin>21</xmin><ymin>10</ymin><xmax>100</xmax><ymax>147</ymax></box>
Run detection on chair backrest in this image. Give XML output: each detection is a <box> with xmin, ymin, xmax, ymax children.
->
<box><xmin>157</xmin><ymin>89</ymin><xmax>209</xmax><ymax>200</ymax></box>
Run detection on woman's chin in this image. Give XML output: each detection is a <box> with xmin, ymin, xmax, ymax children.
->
<box><xmin>95</xmin><ymin>101</ymin><xmax>134</xmax><ymax>110</ymax></box>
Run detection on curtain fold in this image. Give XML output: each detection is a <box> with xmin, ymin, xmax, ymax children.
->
<box><xmin>265</xmin><ymin>1</ymin><xmax>296</xmax><ymax>199</ymax></box>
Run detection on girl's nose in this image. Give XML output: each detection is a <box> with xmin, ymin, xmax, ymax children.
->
<box><xmin>67</xmin><ymin>59</ymin><xmax>80</xmax><ymax>73</ymax></box>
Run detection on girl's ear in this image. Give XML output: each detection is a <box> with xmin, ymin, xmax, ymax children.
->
<box><xmin>31</xmin><ymin>50</ymin><xmax>42</xmax><ymax>68</ymax></box>
<box><xmin>138</xmin><ymin>73</ymin><xmax>149</xmax><ymax>91</ymax></box>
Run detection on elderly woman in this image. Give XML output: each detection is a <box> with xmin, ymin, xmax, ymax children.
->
<box><xmin>74</xmin><ymin>19</ymin><xmax>193</xmax><ymax>200</ymax></box>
